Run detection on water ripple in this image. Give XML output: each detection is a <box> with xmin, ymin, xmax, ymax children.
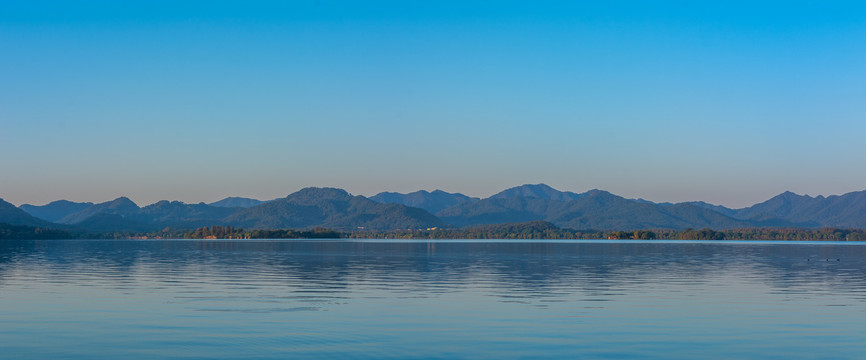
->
<box><xmin>2</xmin><ymin>240</ymin><xmax>866</xmax><ymax>359</ymax></box>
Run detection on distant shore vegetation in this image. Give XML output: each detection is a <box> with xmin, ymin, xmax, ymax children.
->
<box><xmin>344</xmin><ymin>221</ymin><xmax>866</xmax><ymax>241</ymax></box>
<box><xmin>0</xmin><ymin>223</ymin><xmax>74</xmax><ymax>240</ymax></box>
<box><xmin>4</xmin><ymin>221</ymin><xmax>866</xmax><ymax>241</ymax></box>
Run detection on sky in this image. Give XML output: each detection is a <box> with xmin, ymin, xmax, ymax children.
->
<box><xmin>2</xmin><ymin>1</ymin><xmax>865</xmax><ymax>208</ymax></box>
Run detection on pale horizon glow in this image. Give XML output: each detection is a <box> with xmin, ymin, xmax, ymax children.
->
<box><xmin>2</xmin><ymin>1</ymin><xmax>865</xmax><ymax>209</ymax></box>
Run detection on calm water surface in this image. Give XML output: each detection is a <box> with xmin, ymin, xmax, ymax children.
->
<box><xmin>2</xmin><ymin>239</ymin><xmax>866</xmax><ymax>359</ymax></box>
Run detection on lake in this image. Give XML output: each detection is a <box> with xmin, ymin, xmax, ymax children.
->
<box><xmin>1</xmin><ymin>239</ymin><xmax>865</xmax><ymax>359</ymax></box>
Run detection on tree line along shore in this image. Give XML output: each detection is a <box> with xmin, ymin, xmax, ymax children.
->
<box><xmin>4</xmin><ymin>221</ymin><xmax>866</xmax><ymax>241</ymax></box>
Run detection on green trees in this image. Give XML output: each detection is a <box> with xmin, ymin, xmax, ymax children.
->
<box><xmin>0</xmin><ymin>223</ymin><xmax>73</xmax><ymax>239</ymax></box>
<box><xmin>184</xmin><ymin>226</ymin><xmax>341</xmax><ymax>239</ymax></box>
<box><xmin>9</xmin><ymin>220</ymin><xmax>866</xmax><ymax>241</ymax></box>
<box><xmin>632</xmin><ymin>230</ymin><xmax>657</xmax><ymax>240</ymax></box>
<box><xmin>674</xmin><ymin>228</ymin><xmax>724</xmax><ymax>240</ymax></box>
<box><xmin>189</xmin><ymin>226</ymin><xmax>239</xmax><ymax>238</ymax></box>
<box><xmin>347</xmin><ymin>224</ymin><xmax>866</xmax><ymax>241</ymax></box>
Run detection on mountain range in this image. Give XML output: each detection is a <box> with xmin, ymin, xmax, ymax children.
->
<box><xmin>6</xmin><ymin>184</ymin><xmax>866</xmax><ymax>233</ymax></box>
<box><xmin>369</xmin><ymin>190</ymin><xmax>479</xmax><ymax>214</ymax></box>
<box><xmin>18</xmin><ymin>200</ymin><xmax>94</xmax><ymax>222</ymax></box>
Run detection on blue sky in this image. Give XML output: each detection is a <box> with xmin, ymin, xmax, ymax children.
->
<box><xmin>2</xmin><ymin>1</ymin><xmax>865</xmax><ymax>208</ymax></box>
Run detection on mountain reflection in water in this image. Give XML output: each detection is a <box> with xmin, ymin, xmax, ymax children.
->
<box><xmin>1</xmin><ymin>239</ymin><xmax>865</xmax><ymax>359</ymax></box>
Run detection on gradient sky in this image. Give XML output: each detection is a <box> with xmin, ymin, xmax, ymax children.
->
<box><xmin>2</xmin><ymin>1</ymin><xmax>865</xmax><ymax>208</ymax></box>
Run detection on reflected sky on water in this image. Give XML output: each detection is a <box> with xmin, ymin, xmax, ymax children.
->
<box><xmin>2</xmin><ymin>239</ymin><xmax>866</xmax><ymax>359</ymax></box>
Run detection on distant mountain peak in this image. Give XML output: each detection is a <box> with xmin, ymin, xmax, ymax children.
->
<box><xmin>370</xmin><ymin>189</ymin><xmax>479</xmax><ymax>214</ymax></box>
<box><xmin>778</xmin><ymin>191</ymin><xmax>810</xmax><ymax>199</ymax></box>
<box><xmin>526</xmin><ymin>183</ymin><xmax>553</xmax><ymax>188</ymax></box>
<box><xmin>290</xmin><ymin>187</ymin><xmax>351</xmax><ymax>198</ymax></box>
<box><xmin>282</xmin><ymin>187</ymin><xmax>354</xmax><ymax>206</ymax></box>
<box><xmin>513</xmin><ymin>183</ymin><xmax>556</xmax><ymax>192</ymax></box>
<box><xmin>226</xmin><ymin>187</ymin><xmax>445</xmax><ymax>230</ymax></box>
<box><xmin>18</xmin><ymin>199</ymin><xmax>95</xmax><ymax>222</ymax></box>
<box><xmin>0</xmin><ymin>198</ymin><xmax>53</xmax><ymax>227</ymax></box>
<box><xmin>110</xmin><ymin>196</ymin><xmax>138</xmax><ymax>207</ymax></box>
<box><xmin>148</xmin><ymin>200</ymin><xmax>186</xmax><ymax>208</ymax></box>
<box><xmin>490</xmin><ymin>184</ymin><xmax>586</xmax><ymax>202</ymax></box>
<box><xmin>56</xmin><ymin>196</ymin><xmax>140</xmax><ymax>224</ymax></box>
<box><xmin>209</xmin><ymin>197</ymin><xmax>264</xmax><ymax>208</ymax></box>
<box><xmin>35</xmin><ymin>199</ymin><xmax>83</xmax><ymax>206</ymax></box>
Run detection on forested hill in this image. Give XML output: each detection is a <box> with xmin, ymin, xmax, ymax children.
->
<box><xmin>370</xmin><ymin>190</ymin><xmax>478</xmax><ymax>214</ymax></box>
<box><xmin>0</xmin><ymin>198</ymin><xmax>55</xmax><ymax>228</ymax></box>
<box><xmin>19</xmin><ymin>200</ymin><xmax>94</xmax><ymax>222</ymax></box>
<box><xmin>224</xmin><ymin>187</ymin><xmax>446</xmax><ymax>231</ymax></box>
